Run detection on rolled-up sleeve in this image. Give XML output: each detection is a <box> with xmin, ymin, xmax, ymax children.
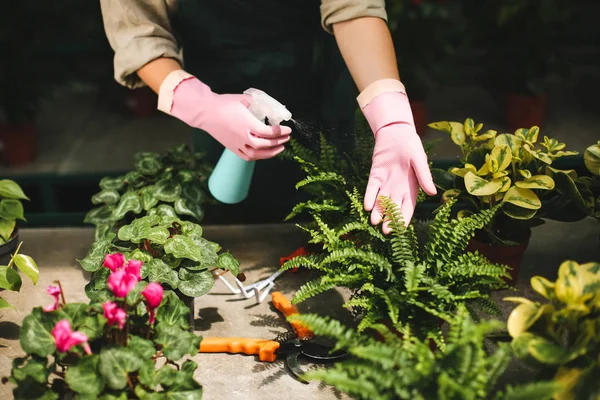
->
<box><xmin>320</xmin><ymin>0</ymin><xmax>388</xmax><ymax>34</ymax></box>
<box><xmin>100</xmin><ymin>0</ymin><xmax>182</xmax><ymax>89</ymax></box>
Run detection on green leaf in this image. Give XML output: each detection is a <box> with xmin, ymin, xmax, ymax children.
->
<box><xmin>0</xmin><ymin>179</ymin><xmax>29</xmax><ymax>200</ymax></box>
<box><xmin>495</xmin><ymin>134</ymin><xmax>523</xmax><ymax>155</ymax></box>
<box><xmin>20</xmin><ymin>310</ymin><xmax>57</xmax><ymax>357</ymax></box>
<box><xmin>177</xmin><ymin>269</ymin><xmax>214</xmax><ymax>298</ymax></box>
<box><xmin>78</xmin><ymin>314</ymin><xmax>107</xmax><ymax>341</ymax></box>
<box><xmin>91</xmin><ymin>190</ymin><xmax>120</xmax><ymax>205</ymax></box>
<box><xmin>13</xmin><ymin>254</ymin><xmax>39</xmax><ymax>284</ymax></box>
<box><xmin>140</xmin><ymin>186</ymin><xmax>159</xmax><ymax>211</ymax></box>
<box><xmin>154</xmin><ymin>179</ymin><xmax>182</xmax><ymax>202</ymax></box>
<box><xmin>515</xmin><ymin>175</ymin><xmax>555</xmax><ymax>190</ymax></box>
<box><xmin>117</xmin><ymin>216</ymin><xmax>170</xmax><ymax>245</ymax></box>
<box><xmin>502</xmin><ymin>203</ymin><xmax>539</xmax><ymax>220</ymax></box>
<box><xmin>0</xmin><ymin>297</ymin><xmax>15</xmax><ymax>309</ymax></box>
<box><xmin>84</xmin><ymin>205</ymin><xmax>116</xmax><ymax>225</ymax></box>
<box><xmin>154</xmin><ymin>324</ymin><xmax>199</xmax><ymax>361</ymax></box>
<box><xmin>98</xmin><ymin>347</ymin><xmax>143</xmax><ymax>390</ymax></box>
<box><xmin>0</xmin><ymin>199</ymin><xmax>25</xmax><ymax>220</ymax></box>
<box><xmin>180</xmin><ymin>221</ymin><xmax>203</xmax><ymax>240</ymax></box>
<box><xmin>112</xmin><ymin>191</ymin><xmax>143</xmax><ymax>220</ymax></box>
<box><xmin>217</xmin><ymin>253</ymin><xmax>240</xmax><ymax>277</ymax></box>
<box><xmin>154</xmin><ymin>204</ymin><xmax>179</xmax><ymax>219</ymax></box>
<box><xmin>66</xmin><ymin>355</ymin><xmax>105</xmax><ymax>395</ymax></box>
<box><xmin>464</xmin><ymin>171</ymin><xmax>503</xmax><ymax>196</ymax></box>
<box><xmin>135</xmin><ymin>152</ymin><xmax>163</xmax><ymax>176</ymax></box>
<box><xmin>488</xmin><ymin>145</ymin><xmax>512</xmax><ymax>173</ymax></box>
<box><xmin>428</xmin><ymin>121</ymin><xmax>466</xmax><ymax>145</ymax></box>
<box><xmin>0</xmin><ymin>266</ymin><xmax>22</xmax><ymax>291</ymax></box>
<box><xmin>0</xmin><ymin>218</ymin><xmax>16</xmax><ymax>241</ymax></box>
<box><xmin>584</xmin><ymin>142</ymin><xmax>600</xmax><ymax>175</ymax></box>
<box><xmin>503</xmin><ymin>187</ymin><xmax>541</xmax><ymax>210</ymax></box>
<box><xmin>128</xmin><ymin>336</ymin><xmax>156</xmax><ymax>359</ymax></box>
<box><xmin>164</xmin><ymin>235</ymin><xmax>204</xmax><ymax>262</ymax></box>
<box><xmin>146</xmin><ymin>258</ymin><xmax>179</xmax><ymax>289</ymax></box>
<box><xmin>174</xmin><ymin>198</ymin><xmax>204</xmax><ymax>221</ymax></box>
<box><xmin>99</xmin><ymin>176</ymin><xmax>126</xmax><ymax>191</ymax></box>
<box><xmin>528</xmin><ymin>337</ymin><xmax>567</xmax><ymax>365</ymax></box>
<box><xmin>77</xmin><ymin>234</ymin><xmax>116</xmax><ymax>272</ymax></box>
<box><xmin>11</xmin><ymin>356</ymin><xmax>49</xmax><ymax>384</ymax></box>
<box><xmin>156</xmin><ymin>290</ymin><xmax>191</xmax><ymax>329</ymax></box>
<box><xmin>126</xmin><ymin>280</ymin><xmax>148</xmax><ymax>306</ymax></box>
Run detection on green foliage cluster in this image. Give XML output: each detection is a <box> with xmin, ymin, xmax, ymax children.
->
<box><xmin>0</xmin><ymin>242</ymin><xmax>39</xmax><ymax>310</ymax></box>
<box><xmin>4</xmin><ymin>284</ymin><xmax>203</xmax><ymax>399</ymax></box>
<box><xmin>84</xmin><ymin>145</ymin><xmax>214</xmax><ymax>242</ymax></box>
<box><xmin>289</xmin><ymin>305</ymin><xmax>562</xmax><ymax>400</ymax></box>
<box><xmin>0</xmin><ymin>179</ymin><xmax>29</xmax><ymax>244</ymax></box>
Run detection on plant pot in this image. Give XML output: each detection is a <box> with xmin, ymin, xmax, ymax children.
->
<box><xmin>0</xmin><ymin>228</ymin><xmax>19</xmax><ymax>267</ymax></box>
<box><xmin>467</xmin><ymin>231</ymin><xmax>531</xmax><ymax>284</ymax></box>
<box><xmin>504</xmin><ymin>93</ymin><xmax>546</xmax><ymax>132</ymax></box>
<box><xmin>410</xmin><ymin>100</ymin><xmax>428</xmax><ymax>137</ymax></box>
<box><xmin>177</xmin><ymin>292</ymin><xmax>196</xmax><ymax>332</ymax></box>
<box><xmin>125</xmin><ymin>87</ymin><xmax>157</xmax><ymax>118</ymax></box>
<box><xmin>0</xmin><ymin>122</ymin><xmax>37</xmax><ymax>166</ymax></box>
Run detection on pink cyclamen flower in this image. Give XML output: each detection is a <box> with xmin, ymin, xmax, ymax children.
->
<box><xmin>107</xmin><ymin>269</ymin><xmax>138</xmax><ymax>298</ymax></box>
<box><xmin>124</xmin><ymin>259</ymin><xmax>142</xmax><ymax>282</ymax></box>
<box><xmin>142</xmin><ymin>282</ymin><xmax>164</xmax><ymax>324</ymax></box>
<box><xmin>52</xmin><ymin>319</ymin><xmax>91</xmax><ymax>355</ymax></box>
<box><xmin>103</xmin><ymin>253</ymin><xmax>126</xmax><ymax>272</ymax></box>
<box><xmin>102</xmin><ymin>301</ymin><xmax>127</xmax><ymax>330</ymax></box>
<box><xmin>43</xmin><ymin>285</ymin><xmax>62</xmax><ymax>312</ymax></box>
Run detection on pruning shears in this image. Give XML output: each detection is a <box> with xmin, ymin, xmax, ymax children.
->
<box><xmin>198</xmin><ymin>291</ymin><xmax>347</xmax><ymax>383</ymax></box>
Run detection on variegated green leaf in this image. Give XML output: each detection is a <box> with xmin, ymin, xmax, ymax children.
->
<box><xmin>495</xmin><ymin>133</ymin><xmax>523</xmax><ymax>155</ymax></box>
<box><xmin>450</xmin><ymin>164</ymin><xmax>476</xmax><ymax>177</ymax></box>
<box><xmin>428</xmin><ymin>121</ymin><xmax>466</xmax><ymax>146</ymax></box>
<box><xmin>442</xmin><ymin>189</ymin><xmax>461</xmax><ymax>203</ymax></box>
<box><xmin>474</xmin><ymin>129</ymin><xmax>497</xmax><ymax>141</ymax></box>
<box><xmin>531</xmin><ymin>276</ymin><xmax>554</xmax><ymax>300</ymax></box>
<box><xmin>584</xmin><ymin>141</ymin><xmax>600</xmax><ymax>176</ymax></box>
<box><xmin>464</xmin><ymin>171</ymin><xmax>502</xmax><ymax>196</ymax></box>
<box><xmin>555</xmin><ymin>261</ymin><xmax>583</xmax><ymax>304</ymax></box>
<box><xmin>503</xmin><ymin>186</ymin><xmax>541</xmax><ymax>209</ymax></box>
<box><xmin>506</xmin><ymin>302</ymin><xmax>543</xmax><ymax>337</ymax></box>
<box><xmin>487</xmin><ymin>144</ymin><xmax>512</xmax><ymax>173</ymax></box>
<box><xmin>463</xmin><ymin>118</ymin><xmax>476</xmax><ymax>136</ymax></box>
<box><xmin>498</xmin><ymin>176</ymin><xmax>512</xmax><ymax>193</ymax></box>
<box><xmin>545</xmin><ymin>166</ymin><xmax>577</xmax><ymax>180</ymax></box>
<box><xmin>493</xmin><ymin>170</ymin><xmax>509</xmax><ymax>179</ymax></box>
<box><xmin>515</xmin><ymin>175</ymin><xmax>555</xmax><ymax>190</ymax></box>
<box><xmin>519</xmin><ymin>169</ymin><xmax>532</xmax><ymax>179</ymax></box>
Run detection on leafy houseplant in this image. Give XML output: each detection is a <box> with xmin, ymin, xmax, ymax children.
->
<box><xmin>84</xmin><ymin>144</ymin><xmax>214</xmax><ymax>242</ymax></box>
<box><xmin>387</xmin><ymin>0</ymin><xmax>462</xmax><ymax>135</ymax></box>
<box><xmin>79</xmin><ymin>214</ymin><xmax>240</xmax><ymax>329</ymax></box>
<box><xmin>0</xmin><ymin>242</ymin><xmax>39</xmax><ymax>310</ymax></box>
<box><xmin>552</xmin><ymin>140</ymin><xmax>600</xmax><ymax>223</ymax></box>
<box><xmin>282</xmin><ymin>190</ymin><xmax>509</xmax><ymax>344</ymax></box>
<box><xmin>505</xmin><ymin>260</ymin><xmax>600</xmax><ymax>400</ymax></box>
<box><xmin>288</xmin><ymin>304</ymin><xmax>562</xmax><ymax>400</ymax></box>
<box><xmin>429</xmin><ymin>119</ymin><xmax>578</xmax><ymax>280</ymax></box>
<box><xmin>3</xmin><ymin>253</ymin><xmax>204</xmax><ymax>399</ymax></box>
<box><xmin>0</xmin><ymin>179</ymin><xmax>29</xmax><ymax>264</ymax></box>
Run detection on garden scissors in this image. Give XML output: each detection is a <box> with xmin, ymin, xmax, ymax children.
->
<box><xmin>198</xmin><ymin>291</ymin><xmax>347</xmax><ymax>383</ymax></box>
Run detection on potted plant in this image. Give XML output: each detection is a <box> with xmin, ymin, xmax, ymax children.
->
<box><xmin>428</xmin><ymin>118</ymin><xmax>578</xmax><ymax>282</ymax></box>
<box><xmin>0</xmin><ymin>179</ymin><xmax>29</xmax><ymax>265</ymax></box>
<box><xmin>551</xmin><ymin>140</ymin><xmax>600</xmax><ymax>224</ymax></box>
<box><xmin>505</xmin><ymin>260</ymin><xmax>600</xmax><ymax>400</ymax></box>
<box><xmin>79</xmin><ymin>216</ymin><xmax>240</xmax><ymax>329</ymax></box>
<box><xmin>2</xmin><ymin>255</ymin><xmax>204</xmax><ymax>399</ymax></box>
<box><xmin>0</xmin><ymin>242</ymin><xmax>39</xmax><ymax>310</ymax></box>
<box><xmin>386</xmin><ymin>0</ymin><xmax>462</xmax><ymax>136</ymax></box>
<box><xmin>84</xmin><ymin>144</ymin><xmax>214</xmax><ymax>241</ymax></box>
<box><xmin>461</xmin><ymin>0</ymin><xmax>572</xmax><ymax>131</ymax></box>
<box><xmin>282</xmin><ymin>188</ymin><xmax>509</xmax><ymax>344</ymax></box>
<box><xmin>287</xmin><ymin>305</ymin><xmax>562</xmax><ymax>399</ymax></box>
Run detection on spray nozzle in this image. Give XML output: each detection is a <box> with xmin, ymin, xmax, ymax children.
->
<box><xmin>243</xmin><ymin>88</ymin><xmax>292</xmax><ymax>126</ymax></box>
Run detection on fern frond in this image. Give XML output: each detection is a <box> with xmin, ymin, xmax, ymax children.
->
<box><xmin>280</xmin><ymin>254</ymin><xmax>325</xmax><ymax>272</ymax></box>
<box><xmin>284</xmin><ymin>200</ymin><xmax>343</xmax><ymax>221</ymax></box>
<box><xmin>497</xmin><ymin>382</ymin><xmax>563</xmax><ymax>400</ymax></box>
<box><xmin>483</xmin><ymin>342</ymin><xmax>513</xmax><ymax>393</ymax></box>
<box><xmin>292</xmin><ymin>278</ymin><xmax>339</xmax><ymax>304</ymax></box>
<box><xmin>295</xmin><ymin>171</ymin><xmax>346</xmax><ymax>190</ymax></box>
<box><xmin>301</xmin><ymin>368</ymin><xmax>381</xmax><ymax>400</ymax></box>
<box><xmin>474</xmin><ymin>297</ymin><xmax>503</xmax><ymax>318</ymax></box>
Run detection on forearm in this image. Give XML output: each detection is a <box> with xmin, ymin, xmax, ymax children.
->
<box><xmin>137</xmin><ymin>58</ymin><xmax>183</xmax><ymax>94</ymax></box>
<box><xmin>332</xmin><ymin>17</ymin><xmax>399</xmax><ymax>92</ymax></box>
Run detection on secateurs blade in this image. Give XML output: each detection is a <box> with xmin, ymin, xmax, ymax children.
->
<box><xmin>198</xmin><ymin>291</ymin><xmax>347</xmax><ymax>383</ymax></box>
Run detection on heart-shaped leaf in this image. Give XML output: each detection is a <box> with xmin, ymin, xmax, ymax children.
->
<box><xmin>112</xmin><ymin>191</ymin><xmax>143</xmax><ymax>220</ymax></box>
<box><xmin>154</xmin><ymin>180</ymin><xmax>182</xmax><ymax>202</ymax></box>
<box><xmin>91</xmin><ymin>190</ymin><xmax>120</xmax><ymax>205</ymax></box>
<box><xmin>66</xmin><ymin>355</ymin><xmax>105</xmax><ymax>395</ymax></box>
<box><xmin>146</xmin><ymin>259</ymin><xmax>179</xmax><ymax>289</ymax></box>
<box><xmin>0</xmin><ymin>180</ymin><xmax>29</xmax><ymax>200</ymax></box>
<box><xmin>0</xmin><ymin>265</ymin><xmax>22</xmax><ymax>291</ymax></box>
<box><xmin>0</xmin><ymin>218</ymin><xmax>16</xmax><ymax>241</ymax></box>
<box><xmin>0</xmin><ymin>297</ymin><xmax>15</xmax><ymax>310</ymax></box>
<box><xmin>99</xmin><ymin>176</ymin><xmax>125</xmax><ymax>191</ymax></box>
<box><xmin>77</xmin><ymin>234</ymin><xmax>116</xmax><ymax>272</ymax></box>
<box><xmin>84</xmin><ymin>205</ymin><xmax>116</xmax><ymax>225</ymax></box>
<box><xmin>98</xmin><ymin>347</ymin><xmax>143</xmax><ymax>390</ymax></box>
<box><xmin>20</xmin><ymin>310</ymin><xmax>57</xmax><ymax>357</ymax></box>
<box><xmin>217</xmin><ymin>253</ymin><xmax>240</xmax><ymax>277</ymax></box>
<box><xmin>13</xmin><ymin>254</ymin><xmax>39</xmax><ymax>284</ymax></box>
<box><xmin>139</xmin><ymin>186</ymin><xmax>159</xmax><ymax>211</ymax></box>
<box><xmin>0</xmin><ymin>199</ymin><xmax>25</xmax><ymax>221</ymax></box>
<box><xmin>177</xmin><ymin>269</ymin><xmax>214</xmax><ymax>298</ymax></box>
<box><xmin>135</xmin><ymin>153</ymin><xmax>163</xmax><ymax>176</ymax></box>
<box><xmin>164</xmin><ymin>235</ymin><xmax>204</xmax><ymax>262</ymax></box>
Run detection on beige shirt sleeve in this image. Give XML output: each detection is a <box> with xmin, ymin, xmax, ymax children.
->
<box><xmin>320</xmin><ymin>0</ymin><xmax>388</xmax><ymax>34</ymax></box>
<box><xmin>99</xmin><ymin>0</ymin><xmax>181</xmax><ymax>89</ymax></box>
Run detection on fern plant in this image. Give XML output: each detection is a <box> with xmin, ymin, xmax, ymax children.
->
<box><xmin>282</xmin><ymin>191</ymin><xmax>510</xmax><ymax>343</ymax></box>
<box><xmin>288</xmin><ymin>305</ymin><xmax>562</xmax><ymax>400</ymax></box>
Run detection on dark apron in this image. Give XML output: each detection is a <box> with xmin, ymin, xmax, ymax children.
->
<box><xmin>171</xmin><ymin>0</ymin><xmax>358</xmax><ymax>222</ymax></box>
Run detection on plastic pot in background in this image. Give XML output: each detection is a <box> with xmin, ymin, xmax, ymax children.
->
<box><xmin>0</xmin><ymin>122</ymin><xmax>37</xmax><ymax>166</ymax></box>
<box><xmin>504</xmin><ymin>93</ymin><xmax>546</xmax><ymax>132</ymax></box>
<box><xmin>410</xmin><ymin>99</ymin><xmax>428</xmax><ymax>137</ymax></box>
<box><xmin>467</xmin><ymin>229</ymin><xmax>532</xmax><ymax>284</ymax></box>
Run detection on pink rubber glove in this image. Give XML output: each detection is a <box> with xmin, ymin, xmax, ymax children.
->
<box><xmin>359</xmin><ymin>79</ymin><xmax>437</xmax><ymax>233</ymax></box>
<box><xmin>157</xmin><ymin>70</ymin><xmax>291</xmax><ymax>161</ymax></box>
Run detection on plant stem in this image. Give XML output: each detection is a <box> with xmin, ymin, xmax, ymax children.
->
<box><xmin>7</xmin><ymin>241</ymin><xmax>24</xmax><ymax>268</ymax></box>
<box><xmin>126</xmin><ymin>374</ymin><xmax>135</xmax><ymax>392</ymax></box>
<box><xmin>55</xmin><ymin>280</ymin><xmax>67</xmax><ymax>306</ymax></box>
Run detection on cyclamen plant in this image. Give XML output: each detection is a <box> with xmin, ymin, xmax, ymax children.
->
<box><xmin>3</xmin><ymin>252</ymin><xmax>204</xmax><ymax>400</ymax></box>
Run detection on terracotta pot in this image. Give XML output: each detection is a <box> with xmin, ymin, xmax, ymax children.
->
<box><xmin>410</xmin><ymin>100</ymin><xmax>428</xmax><ymax>137</ymax></box>
<box><xmin>0</xmin><ymin>122</ymin><xmax>37</xmax><ymax>166</ymax></box>
<box><xmin>504</xmin><ymin>93</ymin><xmax>546</xmax><ymax>132</ymax></box>
<box><xmin>125</xmin><ymin>87</ymin><xmax>157</xmax><ymax>118</ymax></box>
<box><xmin>467</xmin><ymin>231</ymin><xmax>531</xmax><ymax>284</ymax></box>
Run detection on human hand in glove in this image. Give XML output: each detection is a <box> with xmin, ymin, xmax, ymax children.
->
<box><xmin>359</xmin><ymin>79</ymin><xmax>437</xmax><ymax>234</ymax></box>
<box><xmin>157</xmin><ymin>70</ymin><xmax>291</xmax><ymax>161</ymax></box>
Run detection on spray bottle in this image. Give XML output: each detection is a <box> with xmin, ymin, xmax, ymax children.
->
<box><xmin>208</xmin><ymin>88</ymin><xmax>293</xmax><ymax>204</ymax></box>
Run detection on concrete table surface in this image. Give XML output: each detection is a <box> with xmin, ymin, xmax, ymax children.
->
<box><xmin>1</xmin><ymin>218</ymin><xmax>598</xmax><ymax>399</ymax></box>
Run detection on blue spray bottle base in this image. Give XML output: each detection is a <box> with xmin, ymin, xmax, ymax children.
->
<box><xmin>208</xmin><ymin>148</ymin><xmax>256</xmax><ymax>204</ymax></box>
